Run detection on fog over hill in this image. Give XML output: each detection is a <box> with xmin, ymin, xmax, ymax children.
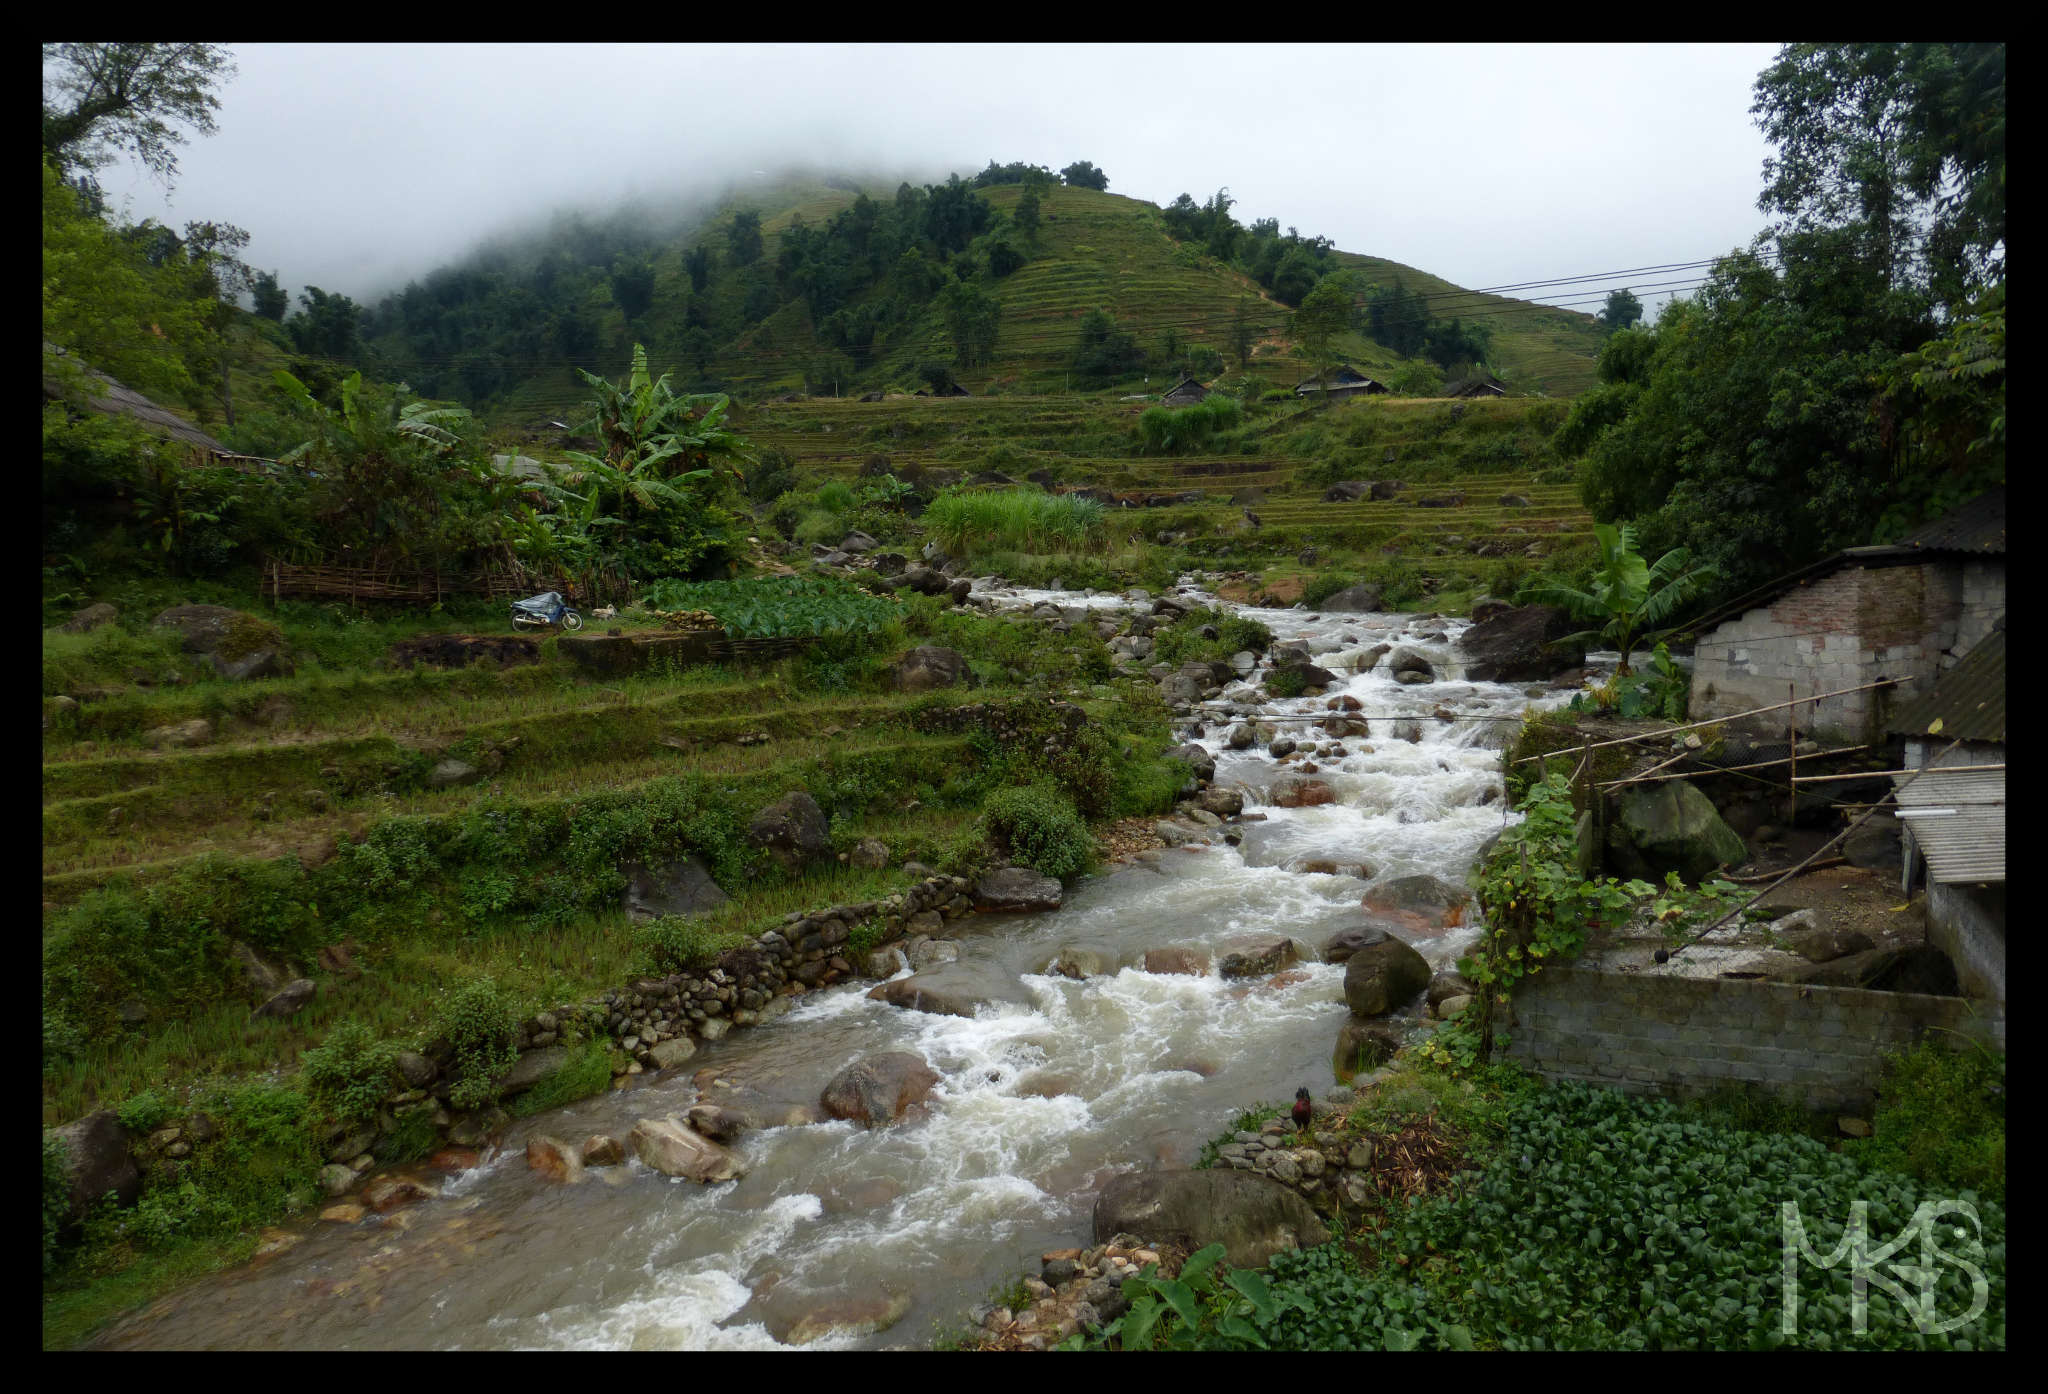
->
<box><xmin>100</xmin><ymin>44</ymin><xmax>1780</xmax><ymax>316</ymax></box>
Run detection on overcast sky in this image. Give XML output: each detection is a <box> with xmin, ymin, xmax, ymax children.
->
<box><xmin>96</xmin><ymin>43</ymin><xmax>1785</xmax><ymax>318</ymax></box>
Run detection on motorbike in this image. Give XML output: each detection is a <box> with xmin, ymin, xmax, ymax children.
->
<box><xmin>509</xmin><ymin>591</ymin><xmax>583</xmax><ymax>632</ymax></box>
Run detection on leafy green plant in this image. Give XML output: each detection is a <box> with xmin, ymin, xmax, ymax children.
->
<box><xmin>300</xmin><ymin>1021</ymin><xmax>396</xmax><ymax>1125</ymax></box>
<box><xmin>1525</xmin><ymin>523</ymin><xmax>1715</xmax><ymax>675</ymax></box>
<box><xmin>981</xmin><ymin>785</ymin><xmax>1093</xmax><ymax>880</ymax></box>
<box><xmin>1848</xmin><ymin>1039</ymin><xmax>2005</xmax><ymax>1199</ymax></box>
<box><xmin>636</xmin><ymin>914</ymin><xmax>717</xmax><ymax>974</ymax></box>
<box><xmin>432</xmin><ymin>977</ymin><xmax>518</xmax><ymax>1113</ymax></box>
<box><xmin>115</xmin><ymin>1090</ymin><xmax>177</xmax><ymax>1135</ymax></box>
<box><xmin>635</xmin><ymin>576</ymin><xmax>899</xmax><ymax>639</ymax></box>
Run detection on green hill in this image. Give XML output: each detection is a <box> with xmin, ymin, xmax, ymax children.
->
<box><xmin>352</xmin><ymin>173</ymin><xmax>1605</xmax><ymax>424</ymax></box>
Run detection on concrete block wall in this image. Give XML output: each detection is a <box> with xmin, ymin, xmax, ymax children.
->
<box><xmin>1505</xmin><ymin>966</ymin><xmax>2005</xmax><ymax>1114</ymax></box>
<box><xmin>1927</xmin><ymin>883</ymin><xmax>2006</xmax><ymax>1003</ymax></box>
<box><xmin>1948</xmin><ymin>559</ymin><xmax>2005</xmax><ymax>668</ymax></box>
<box><xmin>1690</xmin><ymin>561</ymin><xmax>1975</xmax><ymax>742</ymax></box>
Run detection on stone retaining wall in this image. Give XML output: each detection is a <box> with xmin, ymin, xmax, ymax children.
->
<box><xmin>323</xmin><ymin>874</ymin><xmax>980</xmax><ymax>1159</ymax></box>
<box><xmin>1504</xmin><ymin>965</ymin><xmax>2006</xmax><ymax>1114</ymax></box>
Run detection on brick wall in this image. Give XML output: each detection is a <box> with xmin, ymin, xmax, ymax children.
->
<box><xmin>1689</xmin><ymin>559</ymin><xmax>1993</xmax><ymax>742</ymax></box>
<box><xmin>1504</xmin><ymin>966</ymin><xmax>2005</xmax><ymax>1114</ymax></box>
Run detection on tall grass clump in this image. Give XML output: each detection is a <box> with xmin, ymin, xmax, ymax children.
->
<box><xmin>921</xmin><ymin>487</ymin><xmax>1105</xmax><ymax>556</ymax></box>
<box><xmin>1135</xmin><ymin>396</ymin><xmax>1243</xmax><ymax>454</ymax></box>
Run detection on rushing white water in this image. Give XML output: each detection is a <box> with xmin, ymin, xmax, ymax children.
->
<box><xmin>100</xmin><ymin>579</ymin><xmax>1582</xmax><ymax>1352</ymax></box>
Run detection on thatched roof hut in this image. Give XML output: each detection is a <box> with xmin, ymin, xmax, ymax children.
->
<box><xmin>1162</xmin><ymin>377</ymin><xmax>1209</xmax><ymax>406</ymax></box>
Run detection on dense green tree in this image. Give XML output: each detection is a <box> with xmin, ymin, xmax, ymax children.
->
<box><xmin>1060</xmin><ymin>160</ymin><xmax>1108</xmax><ymax>191</ymax></box>
<box><xmin>1754</xmin><ymin>42</ymin><xmax>2005</xmax><ymax>304</ymax></box>
<box><xmin>915</xmin><ymin>360</ymin><xmax>957</xmax><ymax>393</ymax></box>
<box><xmin>41</xmin><ymin>160</ymin><xmax>202</xmax><ymax>403</ymax></box>
<box><xmin>1365</xmin><ymin>282</ymin><xmax>1431</xmax><ymax>357</ymax></box>
<box><xmin>726</xmin><ymin>209</ymin><xmax>763</xmax><ymax>266</ymax></box>
<box><xmin>938</xmin><ymin>280</ymin><xmax>1001</xmax><ymax>368</ymax></box>
<box><xmin>682</xmin><ymin>244</ymin><xmax>712</xmax><ymax>292</ymax></box>
<box><xmin>1597</xmin><ymin>288</ymin><xmax>1643</xmax><ymax>334</ymax></box>
<box><xmin>1014</xmin><ymin>186</ymin><xmax>1041</xmax><ymax>243</ymax></box>
<box><xmin>1070</xmin><ymin>308</ymin><xmax>1144</xmax><ymax>386</ymax></box>
<box><xmin>287</xmin><ymin>286</ymin><xmax>362</xmax><ymax>363</ymax></box>
<box><xmin>609</xmin><ymin>257</ymin><xmax>656</xmax><ymax>321</ymax></box>
<box><xmin>41</xmin><ymin>43</ymin><xmax>235</xmax><ymax>191</ymax></box>
<box><xmin>1269</xmin><ymin>245</ymin><xmax>1322</xmax><ymax>306</ymax></box>
<box><xmin>1291</xmin><ymin>279</ymin><xmax>1354</xmax><ymax>393</ymax></box>
<box><xmin>250</xmin><ymin>269</ymin><xmax>289</xmax><ymax>322</ymax></box>
<box><xmin>1423</xmin><ymin>316</ymin><xmax>1492</xmax><ymax>373</ymax></box>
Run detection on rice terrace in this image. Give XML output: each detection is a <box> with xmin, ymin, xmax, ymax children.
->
<box><xmin>42</xmin><ymin>42</ymin><xmax>2003</xmax><ymax>1351</ymax></box>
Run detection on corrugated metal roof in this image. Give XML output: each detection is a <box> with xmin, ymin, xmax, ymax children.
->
<box><xmin>1894</xmin><ymin>767</ymin><xmax>2004</xmax><ymax>884</ymax></box>
<box><xmin>1898</xmin><ymin>487</ymin><xmax>2006</xmax><ymax>555</ymax></box>
<box><xmin>1886</xmin><ymin>628</ymin><xmax>2005</xmax><ymax>741</ymax></box>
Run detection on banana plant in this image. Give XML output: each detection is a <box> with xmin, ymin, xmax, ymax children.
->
<box><xmin>571</xmin><ymin>343</ymin><xmax>747</xmax><ymax>483</ymax></box>
<box><xmin>1525</xmin><ymin>522</ymin><xmax>1716</xmax><ymax>676</ymax></box>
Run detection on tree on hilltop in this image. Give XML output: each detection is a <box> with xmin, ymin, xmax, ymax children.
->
<box><xmin>1060</xmin><ymin>161</ymin><xmax>1109</xmax><ymax>191</ymax></box>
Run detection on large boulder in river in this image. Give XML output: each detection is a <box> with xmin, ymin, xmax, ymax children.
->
<box><xmin>1333</xmin><ymin>1020</ymin><xmax>1401</xmax><ymax>1082</ymax></box>
<box><xmin>891</xmin><ymin>645</ymin><xmax>972</xmax><ymax>693</ymax></box>
<box><xmin>1270</xmin><ymin>776</ymin><xmax>1337</xmax><ymax>808</ymax></box>
<box><xmin>1272</xmin><ymin>657</ymin><xmax>1341</xmax><ymax>690</ymax></box>
<box><xmin>973</xmin><ymin>866</ymin><xmax>1064</xmax><ymax>911</ymax></box>
<box><xmin>45</xmin><ymin>1110</ymin><xmax>142</xmax><ymax>1226</ymax></box>
<box><xmin>1048</xmin><ymin>942</ymin><xmax>1120</xmax><ymax>979</ymax></box>
<box><xmin>1457</xmin><ymin>604</ymin><xmax>1584</xmax><ymax>683</ymax></box>
<box><xmin>1315</xmin><ymin>584</ymin><xmax>1385</xmax><ymax>614</ymax></box>
<box><xmin>1361</xmin><ymin>875</ymin><xmax>1473</xmax><ymax>933</ymax></box>
<box><xmin>1093</xmin><ymin>1170</ymin><xmax>1330</xmax><ymax>1270</ymax></box>
<box><xmin>1165</xmin><ymin>743</ymin><xmax>1216</xmax><ymax>782</ymax></box>
<box><xmin>1322</xmin><ymin>921</ymin><xmax>1411</xmax><ymax>963</ymax></box>
<box><xmin>746</xmin><ymin>791</ymin><xmax>832</xmax><ymax>872</ymax></box>
<box><xmin>1342</xmin><ymin>933</ymin><xmax>1431</xmax><ymax>1017</ymax></box>
<box><xmin>867</xmin><ymin>962</ymin><xmax>1036</xmax><ymax>1018</ymax></box>
<box><xmin>1609</xmin><ymin>781</ymin><xmax>1747</xmax><ymax>883</ymax></box>
<box><xmin>1219</xmin><ymin>938</ymin><xmax>1299</xmax><ymax>978</ymax></box>
<box><xmin>819</xmin><ymin>1052</ymin><xmax>941</xmax><ymax>1128</ymax></box>
<box><xmin>629</xmin><ymin>1116</ymin><xmax>748</xmax><ymax>1183</ymax></box>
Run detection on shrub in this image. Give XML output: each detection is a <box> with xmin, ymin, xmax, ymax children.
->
<box><xmin>433</xmin><ymin>977</ymin><xmax>519</xmax><ymax>1113</ymax></box>
<box><xmin>115</xmin><ymin>1089</ymin><xmax>177</xmax><ymax>1135</ymax></box>
<box><xmin>301</xmin><ymin>1021</ymin><xmax>397</xmax><ymax>1125</ymax></box>
<box><xmin>921</xmin><ymin>487</ymin><xmax>1105</xmax><ymax>555</ymax></box>
<box><xmin>1301</xmin><ymin>572</ymin><xmax>1358</xmax><ymax>608</ymax></box>
<box><xmin>1848</xmin><ymin>1040</ymin><xmax>2005</xmax><ymax>1199</ymax></box>
<box><xmin>374</xmin><ymin>1107</ymin><xmax>441</xmax><ymax>1164</ymax></box>
<box><xmin>637</xmin><ymin>914</ymin><xmax>718</xmax><ymax>974</ymax></box>
<box><xmin>1266</xmin><ymin>665</ymin><xmax>1308</xmax><ymax>698</ymax></box>
<box><xmin>982</xmin><ymin>785</ymin><xmax>1093</xmax><ymax>880</ymax></box>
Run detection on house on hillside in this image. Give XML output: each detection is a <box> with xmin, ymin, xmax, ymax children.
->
<box><xmin>41</xmin><ymin>341</ymin><xmax>267</xmax><ymax>467</ymax></box>
<box><xmin>1162</xmin><ymin>377</ymin><xmax>1209</xmax><ymax>407</ymax></box>
<box><xmin>1442</xmin><ymin>374</ymin><xmax>1506</xmax><ymax>398</ymax></box>
<box><xmin>1294</xmin><ymin>365</ymin><xmax>1386</xmax><ymax>399</ymax></box>
<box><xmin>1885</xmin><ymin>623</ymin><xmax>2004</xmax><ymax>1000</ymax></box>
<box><xmin>1686</xmin><ymin>488</ymin><xmax>2006</xmax><ymax>744</ymax></box>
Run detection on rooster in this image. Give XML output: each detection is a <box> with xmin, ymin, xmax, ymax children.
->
<box><xmin>1291</xmin><ymin>1086</ymin><xmax>1314</xmax><ymax>1133</ymax></box>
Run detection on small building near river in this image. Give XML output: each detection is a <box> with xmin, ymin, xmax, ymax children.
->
<box><xmin>1684</xmin><ymin>488</ymin><xmax>2005</xmax><ymax>744</ymax></box>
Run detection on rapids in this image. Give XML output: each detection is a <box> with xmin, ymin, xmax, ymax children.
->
<box><xmin>99</xmin><ymin>580</ymin><xmax>1580</xmax><ymax>1351</ymax></box>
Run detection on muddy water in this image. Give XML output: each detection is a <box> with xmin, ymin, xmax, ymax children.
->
<box><xmin>101</xmin><ymin>583</ymin><xmax>1573</xmax><ymax>1351</ymax></box>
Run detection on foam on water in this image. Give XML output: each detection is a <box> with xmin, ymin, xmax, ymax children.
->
<box><xmin>105</xmin><ymin>578</ymin><xmax>1574</xmax><ymax>1352</ymax></box>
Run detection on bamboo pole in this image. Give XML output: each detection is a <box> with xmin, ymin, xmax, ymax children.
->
<box><xmin>1509</xmin><ymin>677</ymin><xmax>1903</xmax><ymax>764</ymax></box>
<box><xmin>1596</xmin><ymin>746</ymin><xmax>1869</xmax><ymax>790</ymax></box>
<box><xmin>1793</xmin><ymin>763</ymin><xmax>2005</xmax><ymax>784</ymax></box>
<box><xmin>1672</xmin><ymin>737</ymin><xmax>1965</xmax><ymax>956</ymax></box>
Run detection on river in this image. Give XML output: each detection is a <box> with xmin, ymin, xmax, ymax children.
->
<box><xmin>99</xmin><ymin>581</ymin><xmax>1575</xmax><ymax>1351</ymax></box>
